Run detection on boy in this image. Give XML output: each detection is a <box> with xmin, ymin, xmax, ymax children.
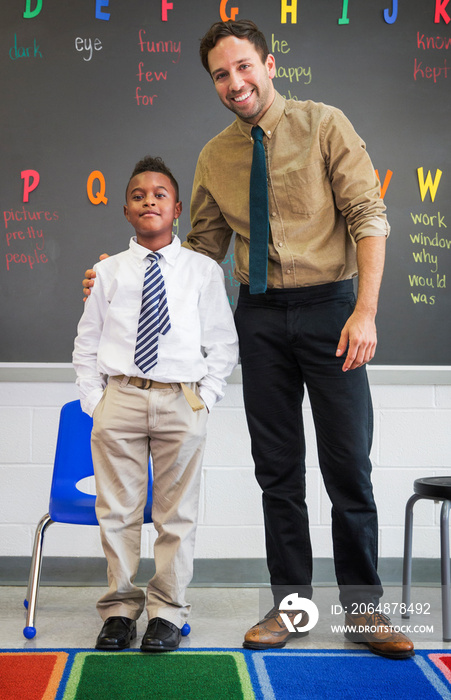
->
<box><xmin>73</xmin><ymin>156</ymin><xmax>238</xmax><ymax>652</ymax></box>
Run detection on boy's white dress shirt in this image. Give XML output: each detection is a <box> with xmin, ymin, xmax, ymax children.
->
<box><xmin>73</xmin><ymin>235</ymin><xmax>238</xmax><ymax>416</ymax></box>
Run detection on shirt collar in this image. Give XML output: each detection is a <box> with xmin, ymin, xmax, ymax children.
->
<box><xmin>235</xmin><ymin>90</ymin><xmax>285</xmax><ymax>142</ymax></box>
<box><xmin>129</xmin><ymin>234</ymin><xmax>181</xmax><ymax>266</ymax></box>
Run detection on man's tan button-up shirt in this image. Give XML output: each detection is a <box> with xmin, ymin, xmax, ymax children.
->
<box><xmin>186</xmin><ymin>91</ymin><xmax>389</xmax><ymax>289</ymax></box>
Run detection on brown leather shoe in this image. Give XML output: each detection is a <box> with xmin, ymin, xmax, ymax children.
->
<box><xmin>344</xmin><ymin>611</ymin><xmax>414</xmax><ymax>659</ymax></box>
<box><xmin>243</xmin><ymin>606</ymin><xmax>309</xmax><ymax>650</ymax></box>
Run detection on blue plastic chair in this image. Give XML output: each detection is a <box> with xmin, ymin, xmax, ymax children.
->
<box><xmin>23</xmin><ymin>399</ymin><xmax>153</xmax><ymax>639</ymax></box>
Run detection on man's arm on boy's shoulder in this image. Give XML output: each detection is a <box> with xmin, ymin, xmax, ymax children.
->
<box><xmin>196</xmin><ymin>262</ymin><xmax>238</xmax><ymax>412</ymax></box>
<box><xmin>74</xmin><ymin>266</ymin><xmax>109</xmax><ymax>416</ymax></box>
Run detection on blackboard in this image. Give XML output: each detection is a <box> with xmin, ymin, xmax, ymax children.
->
<box><xmin>2</xmin><ymin>0</ymin><xmax>451</xmax><ymax>365</ymax></box>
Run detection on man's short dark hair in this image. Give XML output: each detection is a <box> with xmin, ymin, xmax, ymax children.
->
<box><xmin>199</xmin><ymin>19</ymin><xmax>269</xmax><ymax>74</ymax></box>
<box><xmin>126</xmin><ymin>155</ymin><xmax>179</xmax><ymax>201</ymax></box>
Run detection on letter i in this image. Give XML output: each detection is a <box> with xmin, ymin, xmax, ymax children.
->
<box><xmin>338</xmin><ymin>0</ymin><xmax>350</xmax><ymax>24</ymax></box>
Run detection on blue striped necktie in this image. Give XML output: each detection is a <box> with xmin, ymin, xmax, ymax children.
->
<box><xmin>134</xmin><ymin>252</ymin><xmax>171</xmax><ymax>373</ymax></box>
<box><xmin>249</xmin><ymin>125</ymin><xmax>269</xmax><ymax>294</ymax></box>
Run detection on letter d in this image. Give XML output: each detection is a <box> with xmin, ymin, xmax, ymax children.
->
<box><xmin>23</xmin><ymin>0</ymin><xmax>43</xmax><ymax>18</ymax></box>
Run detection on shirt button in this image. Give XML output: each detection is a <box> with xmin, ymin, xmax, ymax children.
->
<box><xmin>267</xmin><ymin>130</ymin><xmax>271</xmax><ymax>135</ymax></box>
<box><xmin>271</xmin><ymin>212</ymin><xmax>277</xmax><ymax>217</ymax></box>
<box><xmin>278</xmin><ymin>242</ymin><xmax>283</xmax><ymax>247</ymax></box>
<box><xmin>286</xmin><ymin>269</ymin><xmax>291</xmax><ymax>274</ymax></box>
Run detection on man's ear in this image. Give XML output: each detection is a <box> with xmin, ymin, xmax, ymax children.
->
<box><xmin>266</xmin><ymin>53</ymin><xmax>276</xmax><ymax>80</ymax></box>
<box><xmin>123</xmin><ymin>204</ymin><xmax>130</xmax><ymax>222</ymax></box>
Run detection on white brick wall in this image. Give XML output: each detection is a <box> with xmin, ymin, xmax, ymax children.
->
<box><xmin>1</xmin><ymin>376</ymin><xmax>450</xmax><ymax>561</ymax></box>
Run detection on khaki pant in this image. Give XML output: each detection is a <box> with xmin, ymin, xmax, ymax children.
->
<box><xmin>91</xmin><ymin>375</ymin><xmax>208</xmax><ymax>628</ymax></box>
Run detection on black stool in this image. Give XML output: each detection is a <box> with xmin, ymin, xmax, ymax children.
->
<box><xmin>402</xmin><ymin>477</ymin><xmax>451</xmax><ymax>641</ymax></box>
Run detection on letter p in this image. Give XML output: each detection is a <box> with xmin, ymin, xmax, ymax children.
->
<box><xmin>21</xmin><ymin>169</ymin><xmax>40</xmax><ymax>202</ymax></box>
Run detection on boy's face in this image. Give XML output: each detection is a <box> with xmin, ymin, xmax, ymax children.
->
<box><xmin>124</xmin><ymin>171</ymin><xmax>182</xmax><ymax>251</ymax></box>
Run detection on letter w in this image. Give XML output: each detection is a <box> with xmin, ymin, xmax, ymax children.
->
<box><xmin>417</xmin><ymin>167</ymin><xmax>443</xmax><ymax>202</ymax></box>
<box><xmin>155</xmin><ymin>71</ymin><xmax>167</xmax><ymax>80</ymax></box>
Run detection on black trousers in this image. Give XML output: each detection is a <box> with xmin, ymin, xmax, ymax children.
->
<box><xmin>234</xmin><ymin>280</ymin><xmax>383</xmax><ymax>607</ymax></box>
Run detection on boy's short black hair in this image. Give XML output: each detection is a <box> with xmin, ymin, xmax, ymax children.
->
<box><xmin>199</xmin><ymin>19</ymin><xmax>269</xmax><ymax>74</ymax></box>
<box><xmin>126</xmin><ymin>155</ymin><xmax>180</xmax><ymax>201</ymax></box>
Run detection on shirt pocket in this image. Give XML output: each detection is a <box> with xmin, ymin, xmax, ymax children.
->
<box><xmin>167</xmin><ymin>288</ymin><xmax>200</xmax><ymax>333</ymax></box>
<box><xmin>283</xmin><ymin>161</ymin><xmax>331</xmax><ymax>216</ymax></box>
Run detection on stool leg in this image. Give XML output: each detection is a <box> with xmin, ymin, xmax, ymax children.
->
<box><xmin>402</xmin><ymin>494</ymin><xmax>421</xmax><ymax>619</ymax></box>
<box><xmin>23</xmin><ymin>514</ymin><xmax>53</xmax><ymax>639</ymax></box>
<box><xmin>440</xmin><ymin>500</ymin><xmax>451</xmax><ymax>642</ymax></box>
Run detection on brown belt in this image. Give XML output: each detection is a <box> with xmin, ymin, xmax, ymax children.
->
<box><xmin>111</xmin><ymin>375</ymin><xmax>205</xmax><ymax>412</ymax></box>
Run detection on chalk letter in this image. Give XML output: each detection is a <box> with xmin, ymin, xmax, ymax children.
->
<box><xmin>281</xmin><ymin>0</ymin><xmax>297</xmax><ymax>24</ymax></box>
<box><xmin>384</xmin><ymin>0</ymin><xmax>398</xmax><ymax>23</ymax></box>
<box><xmin>220</xmin><ymin>0</ymin><xmax>239</xmax><ymax>21</ymax></box>
<box><xmin>23</xmin><ymin>0</ymin><xmax>42</xmax><ymax>18</ymax></box>
<box><xmin>95</xmin><ymin>0</ymin><xmax>110</xmax><ymax>21</ymax></box>
<box><xmin>161</xmin><ymin>0</ymin><xmax>173</xmax><ymax>21</ymax></box>
<box><xmin>375</xmin><ymin>169</ymin><xmax>393</xmax><ymax>199</ymax></box>
<box><xmin>435</xmin><ymin>0</ymin><xmax>451</xmax><ymax>24</ymax></box>
<box><xmin>21</xmin><ymin>170</ymin><xmax>40</xmax><ymax>202</ymax></box>
<box><xmin>338</xmin><ymin>0</ymin><xmax>350</xmax><ymax>25</ymax></box>
<box><xmin>87</xmin><ymin>171</ymin><xmax>108</xmax><ymax>205</ymax></box>
<box><xmin>417</xmin><ymin>167</ymin><xmax>443</xmax><ymax>202</ymax></box>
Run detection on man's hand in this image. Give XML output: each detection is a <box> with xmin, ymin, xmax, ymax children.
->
<box><xmin>82</xmin><ymin>254</ymin><xmax>109</xmax><ymax>301</ymax></box>
<box><xmin>336</xmin><ymin>235</ymin><xmax>386</xmax><ymax>371</ymax></box>
<box><xmin>336</xmin><ymin>310</ymin><xmax>377</xmax><ymax>372</ymax></box>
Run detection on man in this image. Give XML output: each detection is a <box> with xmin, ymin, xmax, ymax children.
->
<box><xmin>84</xmin><ymin>19</ymin><xmax>413</xmax><ymax>659</ymax></box>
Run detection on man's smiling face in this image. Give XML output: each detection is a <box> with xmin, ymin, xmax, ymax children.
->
<box><xmin>207</xmin><ymin>35</ymin><xmax>276</xmax><ymax>125</ymax></box>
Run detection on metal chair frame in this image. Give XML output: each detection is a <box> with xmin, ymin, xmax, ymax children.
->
<box><xmin>402</xmin><ymin>477</ymin><xmax>451</xmax><ymax>642</ymax></box>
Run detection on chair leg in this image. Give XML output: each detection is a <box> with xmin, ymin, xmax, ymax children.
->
<box><xmin>440</xmin><ymin>500</ymin><xmax>451</xmax><ymax>642</ymax></box>
<box><xmin>402</xmin><ymin>494</ymin><xmax>421</xmax><ymax>619</ymax></box>
<box><xmin>23</xmin><ymin>514</ymin><xmax>53</xmax><ymax>639</ymax></box>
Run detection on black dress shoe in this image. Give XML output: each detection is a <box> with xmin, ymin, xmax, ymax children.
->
<box><xmin>95</xmin><ymin>616</ymin><xmax>137</xmax><ymax>650</ymax></box>
<box><xmin>141</xmin><ymin>617</ymin><xmax>181</xmax><ymax>652</ymax></box>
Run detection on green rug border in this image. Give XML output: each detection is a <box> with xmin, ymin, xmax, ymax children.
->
<box><xmin>62</xmin><ymin>650</ymin><xmax>255</xmax><ymax>700</ymax></box>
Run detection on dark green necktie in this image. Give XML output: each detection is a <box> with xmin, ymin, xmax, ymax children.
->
<box><xmin>249</xmin><ymin>125</ymin><xmax>269</xmax><ymax>294</ymax></box>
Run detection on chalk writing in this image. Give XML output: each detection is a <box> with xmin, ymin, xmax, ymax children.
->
<box><xmin>414</xmin><ymin>57</ymin><xmax>450</xmax><ymax>81</ymax></box>
<box><xmin>408</xmin><ymin>210</ymin><xmax>449</xmax><ymax>304</ymax></box>
<box><xmin>417</xmin><ymin>32</ymin><xmax>451</xmax><ymax>49</ymax></box>
<box><xmin>271</xmin><ymin>33</ymin><xmax>312</xmax><ymax>88</ymax></box>
<box><xmin>138</xmin><ymin>30</ymin><xmax>181</xmax><ymax>63</ymax></box>
<box><xmin>2</xmin><ymin>208</ymin><xmax>57</xmax><ymax>272</ymax></box>
<box><xmin>9</xmin><ymin>34</ymin><xmax>42</xmax><ymax>60</ymax></box>
<box><xmin>74</xmin><ymin>37</ymin><xmax>102</xmax><ymax>61</ymax></box>
<box><xmin>414</xmin><ymin>25</ymin><xmax>451</xmax><ymax>81</ymax></box>
<box><xmin>134</xmin><ymin>29</ymin><xmax>181</xmax><ymax>106</ymax></box>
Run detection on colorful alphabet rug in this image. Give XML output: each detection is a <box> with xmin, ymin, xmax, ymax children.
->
<box><xmin>1</xmin><ymin>648</ymin><xmax>451</xmax><ymax>700</ymax></box>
